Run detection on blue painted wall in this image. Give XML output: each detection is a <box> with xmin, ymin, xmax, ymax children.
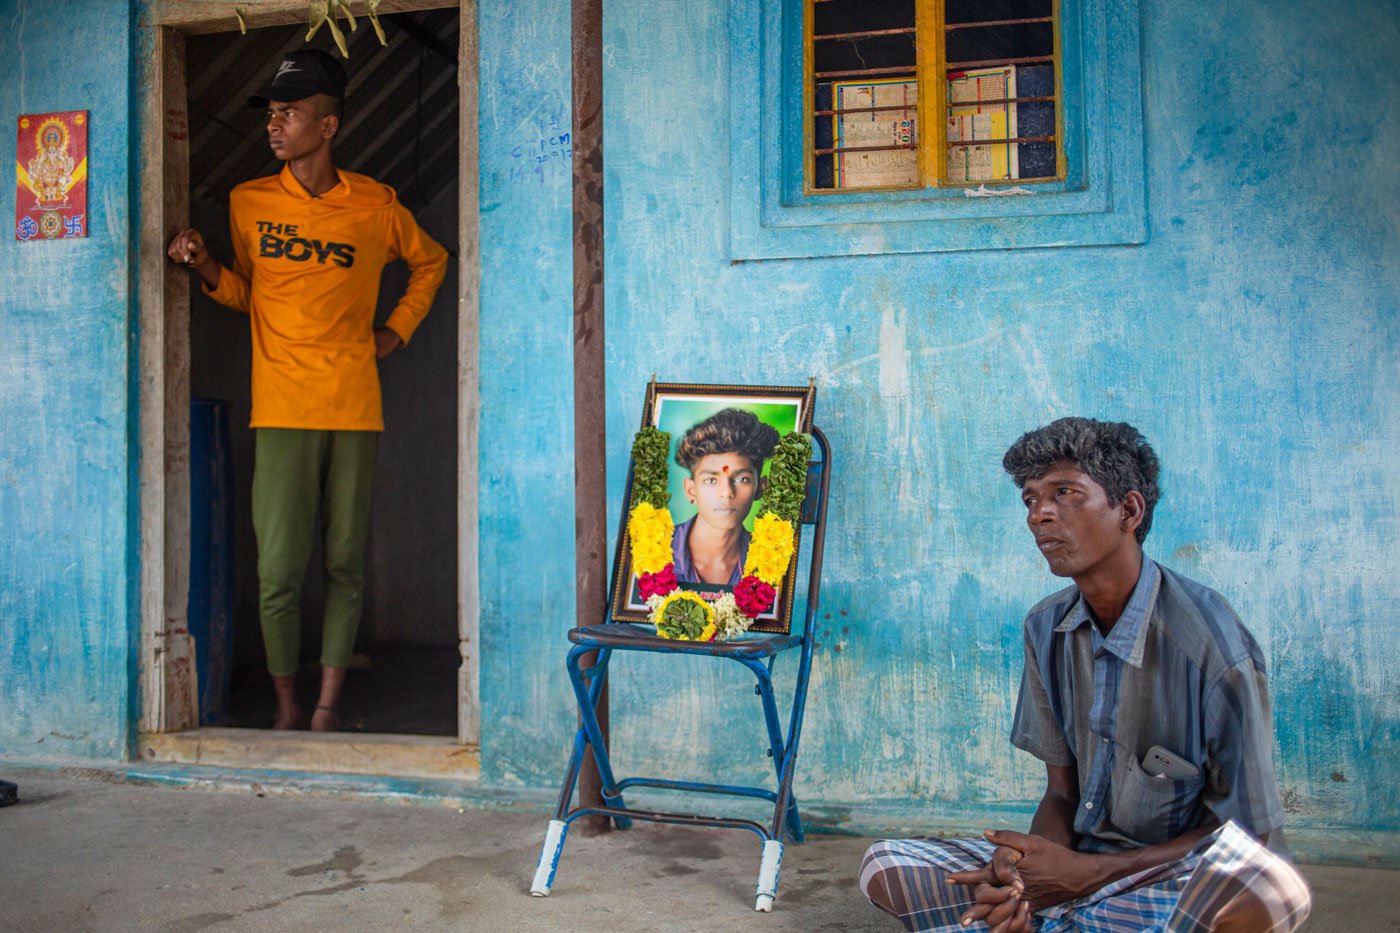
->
<box><xmin>0</xmin><ymin>0</ymin><xmax>1393</xmax><ymax>858</ymax></box>
<box><xmin>476</xmin><ymin>0</ymin><xmax>1399</xmax><ymax>852</ymax></box>
<box><xmin>0</xmin><ymin>0</ymin><xmax>138</xmax><ymax>761</ymax></box>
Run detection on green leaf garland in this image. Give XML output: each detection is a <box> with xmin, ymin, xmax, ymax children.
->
<box><xmin>761</xmin><ymin>432</ymin><xmax>812</xmax><ymax>525</ymax></box>
<box><xmin>629</xmin><ymin>426</ymin><xmax>672</xmax><ymax>511</ymax></box>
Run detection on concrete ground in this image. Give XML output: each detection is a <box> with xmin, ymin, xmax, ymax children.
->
<box><xmin>0</xmin><ymin>768</ymin><xmax>1396</xmax><ymax>932</ymax></box>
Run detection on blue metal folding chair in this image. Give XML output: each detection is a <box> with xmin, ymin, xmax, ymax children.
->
<box><xmin>530</xmin><ymin>425</ymin><xmax>832</xmax><ymax>912</ymax></box>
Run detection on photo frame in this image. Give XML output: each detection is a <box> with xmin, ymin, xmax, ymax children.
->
<box><xmin>609</xmin><ymin>381</ymin><xmax>816</xmax><ymax>633</ymax></box>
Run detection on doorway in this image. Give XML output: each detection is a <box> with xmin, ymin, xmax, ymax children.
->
<box><xmin>137</xmin><ymin>1</ymin><xmax>481</xmax><ymax>770</ymax></box>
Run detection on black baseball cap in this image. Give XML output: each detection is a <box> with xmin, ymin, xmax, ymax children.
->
<box><xmin>247</xmin><ymin>49</ymin><xmax>347</xmax><ymax>109</ymax></box>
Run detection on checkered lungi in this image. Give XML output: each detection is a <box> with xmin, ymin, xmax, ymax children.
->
<box><xmin>858</xmin><ymin>821</ymin><xmax>1310</xmax><ymax>932</ymax></box>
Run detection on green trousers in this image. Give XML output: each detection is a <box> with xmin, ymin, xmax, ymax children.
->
<box><xmin>252</xmin><ymin>428</ymin><xmax>378</xmax><ymax>676</ymax></box>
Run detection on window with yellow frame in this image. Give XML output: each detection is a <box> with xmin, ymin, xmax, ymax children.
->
<box><xmin>806</xmin><ymin>0</ymin><xmax>1063</xmax><ymax>192</ymax></box>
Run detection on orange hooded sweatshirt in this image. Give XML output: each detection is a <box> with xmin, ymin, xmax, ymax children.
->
<box><xmin>205</xmin><ymin>164</ymin><xmax>448</xmax><ymax>432</ymax></box>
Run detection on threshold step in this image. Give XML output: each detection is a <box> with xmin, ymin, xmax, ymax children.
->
<box><xmin>139</xmin><ymin>728</ymin><xmax>480</xmax><ymax>782</ymax></box>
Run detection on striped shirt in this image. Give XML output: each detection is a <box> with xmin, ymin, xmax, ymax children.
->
<box><xmin>1011</xmin><ymin>558</ymin><xmax>1285</xmax><ymax>853</ymax></box>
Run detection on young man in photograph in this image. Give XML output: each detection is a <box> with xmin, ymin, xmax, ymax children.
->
<box><xmin>167</xmin><ymin>49</ymin><xmax>448</xmax><ymax>731</ymax></box>
<box><xmin>860</xmin><ymin>417</ymin><xmax>1311</xmax><ymax>932</ymax></box>
<box><xmin>670</xmin><ymin>408</ymin><xmax>780</xmax><ymax>586</ymax></box>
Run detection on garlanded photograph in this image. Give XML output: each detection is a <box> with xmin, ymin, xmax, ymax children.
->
<box><xmin>609</xmin><ymin>382</ymin><xmax>816</xmax><ymax>634</ymax></box>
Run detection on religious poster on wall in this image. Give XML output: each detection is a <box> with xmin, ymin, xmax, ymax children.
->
<box><xmin>15</xmin><ymin>110</ymin><xmax>88</xmax><ymax>241</ymax></box>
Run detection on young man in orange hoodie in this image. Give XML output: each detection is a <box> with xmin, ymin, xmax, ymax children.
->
<box><xmin>168</xmin><ymin>49</ymin><xmax>448</xmax><ymax>732</ymax></box>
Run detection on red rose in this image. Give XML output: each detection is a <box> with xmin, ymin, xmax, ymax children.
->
<box><xmin>734</xmin><ymin>575</ymin><xmax>775</xmax><ymax>618</ymax></box>
<box><xmin>638</xmin><ymin>564</ymin><xmax>678</xmax><ymax>600</ymax></box>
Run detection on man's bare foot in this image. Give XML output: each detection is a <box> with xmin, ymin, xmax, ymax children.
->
<box><xmin>311</xmin><ymin>705</ymin><xmax>339</xmax><ymax>732</ymax></box>
<box><xmin>311</xmin><ymin>665</ymin><xmax>347</xmax><ymax>733</ymax></box>
<box><xmin>271</xmin><ymin>674</ymin><xmax>303</xmax><ymax>730</ymax></box>
<box><xmin>273</xmin><ymin>706</ymin><xmax>305</xmax><ymax>730</ymax></box>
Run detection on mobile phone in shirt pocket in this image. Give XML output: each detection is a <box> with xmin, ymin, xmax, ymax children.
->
<box><xmin>1111</xmin><ymin>758</ymin><xmax>1205</xmax><ymax>845</ymax></box>
<box><xmin>1142</xmin><ymin>745</ymin><xmax>1200</xmax><ymax>780</ymax></box>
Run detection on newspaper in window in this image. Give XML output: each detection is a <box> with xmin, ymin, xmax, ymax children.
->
<box><xmin>832</xmin><ymin>80</ymin><xmax>918</xmax><ymax>189</ymax></box>
<box><xmin>946</xmin><ymin>67</ymin><xmax>1018</xmax><ymax>183</ymax></box>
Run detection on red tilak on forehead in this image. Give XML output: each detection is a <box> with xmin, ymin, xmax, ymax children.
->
<box><xmin>722</xmin><ymin>465</ymin><xmax>729</xmax><ymax>473</ymax></box>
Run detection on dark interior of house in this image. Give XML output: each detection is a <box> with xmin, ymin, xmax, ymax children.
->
<box><xmin>183</xmin><ymin>10</ymin><xmax>462</xmax><ymax>737</ymax></box>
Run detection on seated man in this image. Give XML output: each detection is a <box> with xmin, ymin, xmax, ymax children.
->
<box><xmin>860</xmin><ymin>418</ymin><xmax>1311</xmax><ymax>932</ymax></box>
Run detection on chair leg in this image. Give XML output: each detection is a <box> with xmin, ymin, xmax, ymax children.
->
<box><xmin>784</xmin><ymin>793</ymin><xmax>805</xmax><ymax>844</ymax></box>
<box><xmin>774</xmin><ymin>722</ymin><xmax>805</xmax><ymax>845</ymax></box>
<box><xmin>771</xmin><ymin>642</ymin><xmax>817</xmax><ymax>845</ymax></box>
<box><xmin>566</xmin><ymin>647</ymin><xmax>632</xmax><ymax>828</ymax></box>
<box><xmin>748</xmin><ymin>660</ymin><xmax>805</xmax><ymax>844</ymax></box>
<box><xmin>531</xmin><ymin>663</ymin><xmax>597</xmax><ymax>896</ymax></box>
<box><xmin>754</xmin><ymin>839</ymin><xmax>784</xmax><ymax>912</ymax></box>
<box><xmin>529</xmin><ymin>819</ymin><xmax>569</xmax><ymax>896</ymax></box>
<box><xmin>544</xmin><ymin>661</ymin><xmax>603</xmax><ymax>828</ymax></box>
<box><xmin>532</xmin><ymin>648</ymin><xmax>622</xmax><ymax>898</ymax></box>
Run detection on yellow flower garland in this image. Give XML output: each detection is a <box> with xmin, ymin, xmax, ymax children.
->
<box><xmin>743</xmin><ymin>513</ymin><xmax>796</xmax><ymax>585</ymax></box>
<box><xmin>627</xmin><ymin>502</ymin><xmax>674</xmax><ymax>575</ymax></box>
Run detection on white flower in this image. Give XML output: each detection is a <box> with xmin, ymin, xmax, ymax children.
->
<box><xmin>711</xmin><ymin>593</ymin><xmax>753</xmax><ymax>640</ymax></box>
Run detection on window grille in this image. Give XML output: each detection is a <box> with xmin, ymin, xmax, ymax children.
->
<box><xmin>807</xmin><ymin>0</ymin><xmax>1061</xmax><ymax>192</ymax></box>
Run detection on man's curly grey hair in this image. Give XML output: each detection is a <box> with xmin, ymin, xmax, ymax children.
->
<box><xmin>1002</xmin><ymin>417</ymin><xmax>1160</xmax><ymax>543</ymax></box>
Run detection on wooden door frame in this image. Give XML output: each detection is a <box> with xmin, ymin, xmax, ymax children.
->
<box><xmin>136</xmin><ymin>0</ymin><xmax>481</xmax><ymax>747</ymax></box>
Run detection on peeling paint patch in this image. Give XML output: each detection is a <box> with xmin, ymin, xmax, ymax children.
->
<box><xmin>877</xmin><ymin>306</ymin><xmax>911</xmax><ymax>403</ymax></box>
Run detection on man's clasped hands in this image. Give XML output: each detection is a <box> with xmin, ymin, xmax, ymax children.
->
<box><xmin>949</xmin><ymin>830</ymin><xmax>1108</xmax><ymax>932</ymax></box>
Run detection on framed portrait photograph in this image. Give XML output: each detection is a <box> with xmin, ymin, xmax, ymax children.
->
<box><xmin>609</xmin><ymin>382</ymin><xmax>816</xmax><ymax>633</ymax></box>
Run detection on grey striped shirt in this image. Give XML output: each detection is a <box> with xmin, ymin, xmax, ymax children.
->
<box><xmin>1011</xmin><ymin>558</ymin><xmax>1285</xmax><ymax>853</ymax></box>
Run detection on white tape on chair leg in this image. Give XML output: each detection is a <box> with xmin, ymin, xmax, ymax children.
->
<box><xmin>754</xmin><ymin>839</ymin><xmax>784</xmax><ymax>912</ymax></box>
<box><xmin>529</xmin><ymin>819</ymin><xmax>568</xmax><ymax>896</ymax></box>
